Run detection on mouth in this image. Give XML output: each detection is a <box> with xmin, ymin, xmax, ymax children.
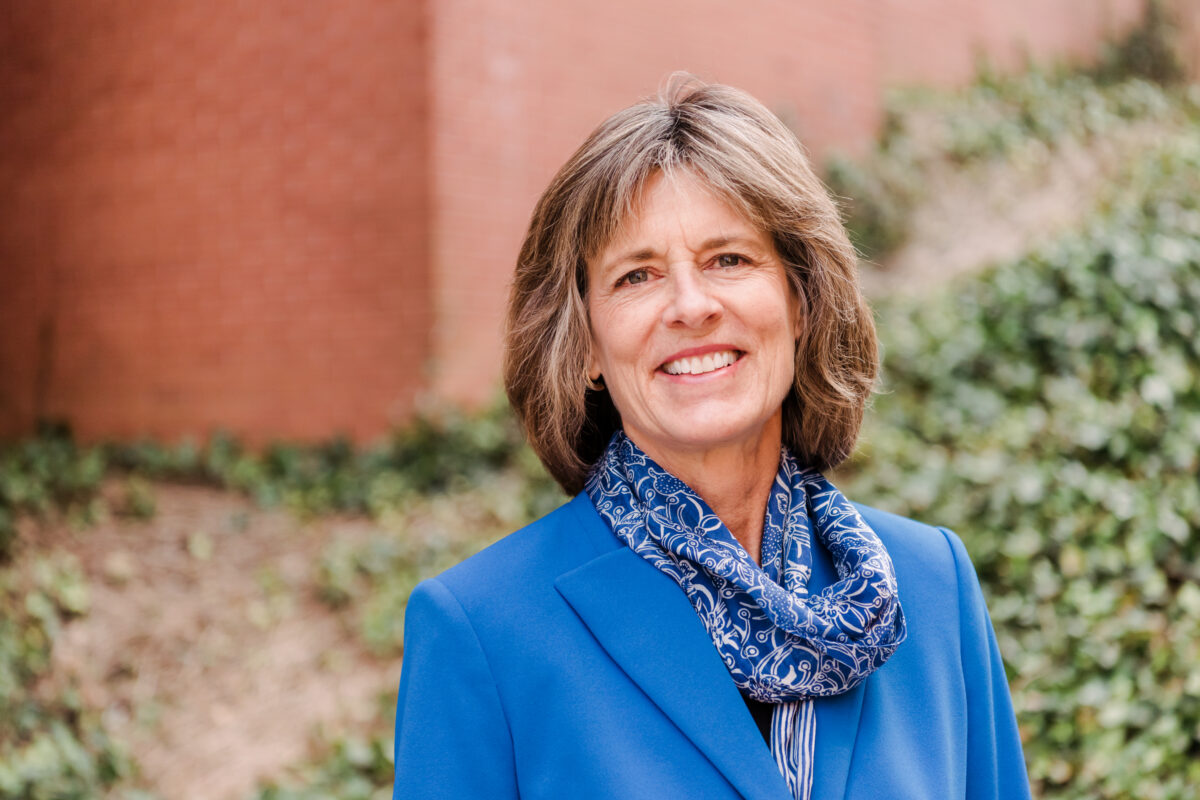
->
<box><xmin>660</xmin><ymin>349</ymin><xmax>743</xmax><ymax>376</ymax></box>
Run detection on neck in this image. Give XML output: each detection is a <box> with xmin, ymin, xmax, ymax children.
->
<box><xmin>630</xmin><ymin>422</ymin><xmax>782</xmax><ymax>565</ymax></box>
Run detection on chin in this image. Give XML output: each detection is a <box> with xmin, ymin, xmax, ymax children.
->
<box><xmin>642</xmin><ymin>417</ymin><xmax>777</xmax><ymax>457</ymax></box>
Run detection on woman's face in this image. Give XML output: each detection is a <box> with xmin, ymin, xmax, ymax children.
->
<box><xmin>586</xmin><ymin>170</ymin><xmax>800</xmax><ymax>466</ymax></box>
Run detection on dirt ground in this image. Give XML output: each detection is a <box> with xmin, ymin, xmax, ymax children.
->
<box><xmin>42</xmin><ymin>483</ymin><xmax>396</xmax><ymax>800</ymax></box>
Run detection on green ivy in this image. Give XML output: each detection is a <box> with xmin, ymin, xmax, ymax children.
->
<box><xmin>103</xmin><ymin>399</ymin><xmax>559</xmax><ymax>521</ymax></box>
<box><xmin>845</xmin><ymin>135</ymin><xmax>1200</xmax><ymax>799</ymax></box>
<box><xmin>0</xmin><ymin>399</ymin><xmax>559</xmax><ymax>563</ymax></box>
<box><xmin>315</xmin><ymin>523</ymin><xmax>500</xmax><ymax>656</ymax></box>
<box><xmin>252</xmin><ymin>732</ymin><xmax>395</xmax><ymax>800</ymax></box>
<box><xmin>0</xmin><ymin>424</ymin><xmax>108</xmax><ymax>562</ymax></box>
<box><xmin>0</xmin><ymin>555</ymin><xmax>138</xmax><ymax>799</ymax></box>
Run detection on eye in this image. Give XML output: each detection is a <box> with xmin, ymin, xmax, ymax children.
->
<box><xmin>715</xmin><ymin>253</ymin><xmax>747</xmax><ymax>268</ymax></box>
<box><xmin>617</xmin><ymin>268</ymin><xmax>649</xmax><ymax>287</ymax></box>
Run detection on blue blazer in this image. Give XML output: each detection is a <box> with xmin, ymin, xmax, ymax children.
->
<box><xmin>393</xmin><ymin>493</ymin><xmax>1032</xmax><ymax>799</ymax></box>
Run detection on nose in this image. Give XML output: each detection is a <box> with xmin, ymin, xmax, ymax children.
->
<box><xmin>662</xmin><ymin>267</ymin><xmax>722</xmax><ymax>328</ymax></box>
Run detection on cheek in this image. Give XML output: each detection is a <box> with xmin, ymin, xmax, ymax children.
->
<box><xmin>586</xmin><ymin>296</ymin><xmax>614</xmax><ymax>375</ymax></box>
<box><xmin>767</xmin><ymin>297</ymin><xmax>801</xmax><ymax>376</ymax></box>
<box><xmin>589</xmin><ymin>297</ymin><xmax>647</xmax><ymax>369</ymax></box>
<box><xmin>588</xmin><ymin>316</ymin><xmax>629</xmax><ymax>382</ymax></box>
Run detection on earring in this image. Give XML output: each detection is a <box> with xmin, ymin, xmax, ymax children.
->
<box><xmin>585</xmin><ymin>372</ymin><xmax>605</xmax><ymax>392</ymax></box>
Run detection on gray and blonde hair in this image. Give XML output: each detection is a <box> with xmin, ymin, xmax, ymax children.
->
<box><xmin>504</xmin><ymin>75</ymin><xmax>877</xmax><ymax>494</ymax></box>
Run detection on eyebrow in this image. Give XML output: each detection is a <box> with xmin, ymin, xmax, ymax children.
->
<box><xmin>601</xmin><ymin>235</ymin><xmax>758</xmax><ymax>273</ymax></box>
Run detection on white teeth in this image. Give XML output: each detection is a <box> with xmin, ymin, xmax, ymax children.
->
<box><xmin>662</xmin><ymin>350</ymin><xmax>739</xmax><ymax>376</ymax></box>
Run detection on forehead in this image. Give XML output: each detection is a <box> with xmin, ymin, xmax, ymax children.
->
<box><xmin>598</xmin><ymin>170</ymin><xmax>766</xmax><ymax>257</ymax></box>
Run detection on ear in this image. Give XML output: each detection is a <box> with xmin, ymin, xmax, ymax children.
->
<box><xmin>585</xmin><ymin>333</ymin><xmax>603</xmax><ymax>382</ymax></box>
<box><xmin>791</xmin><ymin>288</ymin><xmax>808</xmax><ymax>342</ymax></box>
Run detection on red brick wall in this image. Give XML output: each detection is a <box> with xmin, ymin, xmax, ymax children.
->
<box><xmin>878</xmin><ymin>0</ymin><xmax>1145</xmax><ymax>87</ymax></box>
<box><xmin>0</xmin><ymin>1</ymin><xmax>430</xmax><ymax>442</ymax></box>
<box><xmin>0</xmin><ymin>1</ymin><xmax>1173</xmax><ymax>443</ymax></box>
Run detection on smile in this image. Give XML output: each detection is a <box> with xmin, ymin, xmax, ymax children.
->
<box><xmin>660</xmin><ymin>350</ymin><xmax>742</xmax><ymax>376</ymax></box>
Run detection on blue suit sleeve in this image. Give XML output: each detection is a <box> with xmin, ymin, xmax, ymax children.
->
<box><xmin>392</xmin><ymin>578</ymin><xmax>519</xmax><ymax>799</ymax></box>
<box><xmin>941</xmin><ymin>528</ymin><xmax>1033</xmax><ymax>800</ymax></box>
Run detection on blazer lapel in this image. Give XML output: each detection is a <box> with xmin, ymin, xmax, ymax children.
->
<box><xmin>809</xmin><ymin>682</ymin><xmax>866</xmax><ymax>800</ymax></box>
<box><xmin>808</xmin><ymin>517</ymin><xmax>867</xmax><ymax>800</ymax></box>
<box><xmin>556</xmin><ymin>544</ymin><xmax>792</xmax><ymax>800</ymax></box>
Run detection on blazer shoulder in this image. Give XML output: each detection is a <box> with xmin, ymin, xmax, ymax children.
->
<box><xmin>852</xmin><ymin>502</ymin><xmax>966</xmax><ymax>592</ymax></box>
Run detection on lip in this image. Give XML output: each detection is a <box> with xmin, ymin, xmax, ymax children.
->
<box><xmin>657</xmin><ymin>344</ymin><xmax>743</xmax><ymax>369</ymax></box>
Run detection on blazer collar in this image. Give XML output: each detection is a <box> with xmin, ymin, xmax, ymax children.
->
<box><xmin>555</xmin><ymin>493</ymin><xmax>867</xmax><ymax>800</ymax></box>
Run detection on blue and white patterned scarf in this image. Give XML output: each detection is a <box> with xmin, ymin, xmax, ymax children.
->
<box><xmin>584</xmin><ymin>431</ymin><xmax>907</xmax><ymax>800</ymax></box>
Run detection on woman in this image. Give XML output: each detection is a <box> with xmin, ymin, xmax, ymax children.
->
<box><xmin>393</xmin><ymin>77</ymin><xmax>1031</xmax><ymax>800</ymax></box>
